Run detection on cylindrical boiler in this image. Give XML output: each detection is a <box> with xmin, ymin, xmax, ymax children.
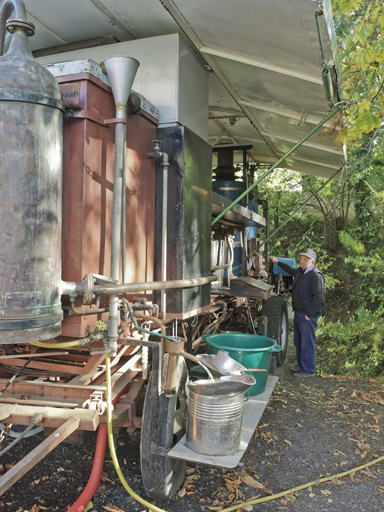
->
<box><xmin>0</xmin><ymin>2</ymin><xmax>63</xmax><ymax>343</ymax></box>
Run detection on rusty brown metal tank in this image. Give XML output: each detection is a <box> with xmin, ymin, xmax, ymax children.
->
<box><xmin>0</xmin><ymin>0</ymin><xmax>63</xmax><ymax>343</ymax></box>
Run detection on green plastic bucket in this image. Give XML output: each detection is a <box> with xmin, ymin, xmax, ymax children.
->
<box><xmin>204</xmin><ymin>333</ymin><xmax>282</xmax><ymax>396</ymax></box>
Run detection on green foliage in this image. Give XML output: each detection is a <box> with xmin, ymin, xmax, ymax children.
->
<box><xmin>316</xmin><ymin>228</ymin><xmax>384</xmax><ymax>377</ymax></box>
<box><xmin>317</xmin><ymin>308</ymin><xmax>384</xmax><ymax>377</ymax></box>
<box><xmin>332</xmin><ymin>0</ymin><xmax>384</xmax><ymax>146</ymax></box>
<box><xmin>339</xmin><ymin>230</ymin><xmax>365</xmax><ymax>254</ymax></box>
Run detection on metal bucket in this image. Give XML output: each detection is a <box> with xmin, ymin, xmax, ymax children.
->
<box><xmin>186</xmin><ymin>386</ymin><xmax>244</xmax><ymax>456</ymax></box>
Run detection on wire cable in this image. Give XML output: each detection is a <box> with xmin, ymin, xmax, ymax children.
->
<box><xmin>0</xmin><ymin>413</ymin><xmax>42</xmax><ymax>458</ymax></box>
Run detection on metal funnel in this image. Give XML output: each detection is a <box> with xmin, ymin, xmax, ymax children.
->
<box><xmin>104</xmin><ymin>55</ymin><xmax>139</xmax><ymax>108</ymax></box>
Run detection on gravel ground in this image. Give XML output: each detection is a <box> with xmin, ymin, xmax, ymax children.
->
<box><xmin>1</xmin><ymin>370</ymin><xmax>383</xmax><ymax>512</ymax></box>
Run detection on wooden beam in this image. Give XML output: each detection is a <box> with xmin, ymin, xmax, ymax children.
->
<box><xmin>0</xmin><ymin>380</ymin><xmax>106</xmax><ymax>401</ymax></box>
<box><xmin>0</xmin><ymin>404</ymin><xmax>98</xmax><ymax>431</ymax></box>
<box><xmin>0</xmin><ymin>417</ymin><xmax>80</xmax><ymax>496</ymax></box>
<box><xmin>0</xmin><ymin>351</ymin><xmax>69</xmax><ymax>360</ymax></box>
<box><xmin>2</xmin><ymin>358</ymin><xmax>88</xmax><ymax>375</ymax></box>
<box><xmin>0</xmin><ymin>396</ymin><xmax>82</xmax><ymax>408</ymax></box>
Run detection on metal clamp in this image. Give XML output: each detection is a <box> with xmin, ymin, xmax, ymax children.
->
<box><xmin>82</xmin><ymin>390</ymin><xmax>108</xmax><ymax>415</ymax></box>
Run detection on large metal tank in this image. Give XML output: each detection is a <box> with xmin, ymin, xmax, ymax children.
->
<box><xmin>0</xmin><ymin>1</ymin><xmax>63</xmax><ymax>343</ymax></box>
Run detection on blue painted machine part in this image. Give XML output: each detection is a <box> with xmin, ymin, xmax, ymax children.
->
<box><xmin>273</xmin><ymin>257</ymin><xmax>296</xmax><ymax>276</ymax></box>
<box><xmin>212</xmin><ymin>180</ymin><xmax>259</xmax><ymax>279</ymax></box>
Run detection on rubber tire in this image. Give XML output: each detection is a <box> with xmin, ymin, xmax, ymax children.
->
<box><xmin>140</xmin><ymin>357</ymin><xmax>188</xmax><ymax>501</ymax></box>
<box><xmin>261</xmin><ymin>296</ymin><xmax>289</xmax><ymax>366</ymax></box>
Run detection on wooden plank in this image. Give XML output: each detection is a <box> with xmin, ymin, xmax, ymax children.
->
<box><xmin>0</xmin><ymin>351</ymin><xmax>69</xmax><ymax>360</ymax></box>
<box><xmin>0</xmin><ymin>397</ymin><xmax>82</xmax><ymax>408</ymax></box>
<box><xmin>1</xmin><ymin>358</ymin><xmax>88</xmax><ymax>375</ymax></box>
<box><xmin>111</xmin><ymin>377</ymin><xmax>145</xmax><ymax>427</ymax></box>
<box><xmin>0</xmin><ymin>417</ymin><xmax>80</xmax><ymax>496</ymax></box>
<box><xmin>111</xmin><ymin>354</ymin><xmax>142</xmax><ymax>386</ymax></box>
<box><xmin>0</xmin><ymin>404</ymin><xmax>98</xmax><ymax>431</ymax></box>
<box><xmin>0</xmin><ymin>380</ymin><xmax>106</xmax><ymax>401</ymax></box>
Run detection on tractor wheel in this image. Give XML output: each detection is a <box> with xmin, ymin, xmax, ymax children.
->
<box><xmin>261</xmin><ymin>296</ymin><xmax>289</xmax><ymax>366</ymax></box>
<box><xmin>140</xmin><ymin>356</ymin><xmax>188</xmax><ymax>500</ymax></box>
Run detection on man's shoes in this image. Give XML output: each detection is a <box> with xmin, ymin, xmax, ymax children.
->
<box><xmin>289</xmin><ymin>365</ymin><xmax>301</xmax><ymax>372</ymax></box>
<box><xmin>292</xmin><ymin>372</ymin><xmax>315</xmax><ymax>378</ymax></box>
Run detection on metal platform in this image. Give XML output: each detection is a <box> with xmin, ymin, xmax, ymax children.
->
<box><xmin>212</xmin><ymin>191</ymin><xmax>266</xmax><ymax>227</ymax></box>
<box><xmin>168</xmin><ymin>375</ymin><xmax>278</xmax><ymax>468</ymax></box>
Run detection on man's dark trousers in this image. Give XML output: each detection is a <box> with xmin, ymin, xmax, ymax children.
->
<box><xmin>293</xmin><ymin>312</ymin><xmax>319</xmax><ymax>374</ymax></box>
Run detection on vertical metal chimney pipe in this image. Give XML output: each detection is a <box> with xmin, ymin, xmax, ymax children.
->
<box><xmin>103</xmin><ymin>56</ymin><xmax>139</xmax><ymax>353</ymax></box>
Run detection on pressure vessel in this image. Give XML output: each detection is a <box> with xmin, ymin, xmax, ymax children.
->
<box><xmin>0</xmin><ymin>2</ymin><xmax>63</xmax><ymax>343</ymax></box>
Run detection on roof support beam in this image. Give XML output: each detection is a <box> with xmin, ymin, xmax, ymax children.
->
<box><xmin>261</xmin><ymin>131</ymin><xmax>342</xmax><ymax>154</ymax></box>
<box><xmin>199</xmin><ymin>46</ymin><xmax>322</xmax><ymax>85</ymax></box>
<box><xmin>238</xmin><ymin>99</ymin><xmax>340</xmax><ymax>128</ymax></box>
<box><xmin>284</xmin><ymin>155</ymin><xmax>341</xmax><ymax>170</ymax></box>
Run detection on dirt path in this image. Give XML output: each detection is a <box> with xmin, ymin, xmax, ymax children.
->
<box><xmin>1</xmin><ymin>372</ymin><xmax>383</xmax><ymax>512</ymax></box>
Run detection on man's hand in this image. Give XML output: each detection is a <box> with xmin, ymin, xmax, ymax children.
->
<box><xmin>270</xmin><ymin>255</ymin><xmax>278</xmax><ymax>264</ymax></box>
<box><xmin>305</xmin><ymin>315</ymin><xmax>310</xmax><ymax>321</ymax></box>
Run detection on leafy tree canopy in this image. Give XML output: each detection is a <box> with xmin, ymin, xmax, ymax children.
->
<box><xmin>332</xmin><ymin>0</ymin><xmax>384</xmax><ymax>159</ymax></box>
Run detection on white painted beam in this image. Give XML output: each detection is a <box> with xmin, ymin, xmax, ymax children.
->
<box><xmin>200</xmin><ymin>46</ymin><xmax>322</xmax><ymax>85</ymax></box>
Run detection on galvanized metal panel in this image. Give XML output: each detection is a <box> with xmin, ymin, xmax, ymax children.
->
<box><xmin>154</xmin><ymin>126</ymin><xmax>212</xmax><ymax>316</ymax></box>
<box><xmin>36</xmin><ymin>34</ymin><xmax>209</xmax><ymax>141</ymax></box>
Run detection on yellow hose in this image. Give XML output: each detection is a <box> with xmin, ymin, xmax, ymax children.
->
<box><xmin>105</xmin><ymin>350</ymin><xmax>384</xmax><ymax>512</ymax></box>
<box><xmin>219</xmin><ymin>454</ymin><xmax>384</xmax><ymax>512</ymax></box>
<box><xmin>30</xmin><ymin>340</ymin><xmax>83</xmax><ymax>349</ymax></box>
<box><xmin>105</xmin><ymin>353</ymin><xmax>168</xmax><ymax>512</ymax></box>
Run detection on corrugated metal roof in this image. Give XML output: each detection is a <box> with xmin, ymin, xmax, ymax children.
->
<box><xmin>22</xmin><ymin>0</ymin><xmax>345</xmax><ymax>179</ymax></box>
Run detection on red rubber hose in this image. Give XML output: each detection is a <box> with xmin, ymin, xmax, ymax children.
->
<box><xmin>67</xmin><ymin>384</ymin><xmax>130</xmax><ymax>512</ymax></box>
<box><xmin>66</xmin><ymin>424</ymin><xmax>108</xmax><ymax>512</ymax></box>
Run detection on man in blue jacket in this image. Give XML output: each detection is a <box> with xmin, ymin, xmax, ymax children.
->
<box><xmin>270</xmin><ymin>249</ymin><xmax>325</xmax><ymax>378</ymax></box>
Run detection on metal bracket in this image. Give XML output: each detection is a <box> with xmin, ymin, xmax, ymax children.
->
<box><xmin>82</xmin><ymin>391</ymin><xmax>108</xmax><ymax>415</ymax></box>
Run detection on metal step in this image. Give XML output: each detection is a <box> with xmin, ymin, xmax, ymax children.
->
<box><xmin>168</xmin><ymin>375</ymin><xmax>279</xmax><ymax>468</ymax></box>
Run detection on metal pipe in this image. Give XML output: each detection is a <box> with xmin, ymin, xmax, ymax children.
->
<box><xmin>60</xmin><ymin>274</ymin><xmax>217</xmax><ymax>300</ymax></box>
<box><xmin>121</xmin><ymin>126</ymin><xmax>127</xmax><ymax>288</ymax></box>
<box><xmin>148</xmin><ymin>141</ymin><xmax>170</xmax><ymax>319</ymax></box>
<box><xmin>60</xmin><ymin>280</ymin><xmax>86</xmax><ymax>296</ymax></box>
<box><xmin>70</xmin><ymin>302</ymin><xmax>108</xmax><ymax>316</ymax></box>
<box><xmin>211</xmin><ymin>105</ymin><xmax>344</xmax><ymax>226</ymax></box>
<box><xmin>160</xmin><ymin>153</ymin><xmax>169</xmax><ymax>319</ymax></box>
<box><xmin>211</xmin><ymin>235</ymin><xmax>234</xmax><ymax>271</ymax></box>
<box><xmin>133</xmin><ymin>313</ymin><xmax>171</xmax><ymax>335</ymax></box>
<box><xmin>93</xmin><ymin>275</ymin><xmax>217</xmax><ymax>295</ymax></box>
<box><xmin>0</xmin><ymin>0</ymin><xmax>30</xmax><ymax>56</ymax></box>
<box><xmin>103</xmin><ymin>56</ymin><xmax>139</xmax><ymax>354</ymax></box>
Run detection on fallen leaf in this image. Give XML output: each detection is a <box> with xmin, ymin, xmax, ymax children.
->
<box><xmin>284</xmin><ymin>439</ymin><xmax>292</xmax><ymax>446</ymax></box>
<box><xmin>103</xmin><ymin>506</ymin><xmax>126</xmax><ymax>512</ymax></box>
<box><xmin>177</xmin><ymin>487</ymin><xmax>187</xmax><ymax>498</ymax></box>
<box><xmin>361</xmin><ymin>469</ymin><xmax>377</xmax><ymax>479</ymax></box>
<box><xmin>333</xmin><ymin>449</ymin><xmax>346</xmax><ymax>456</ymax></box>
<box><xmin>239</xmin><ymin>474</ymin><xmax>265</xmax><ymax>490</ymax></box>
